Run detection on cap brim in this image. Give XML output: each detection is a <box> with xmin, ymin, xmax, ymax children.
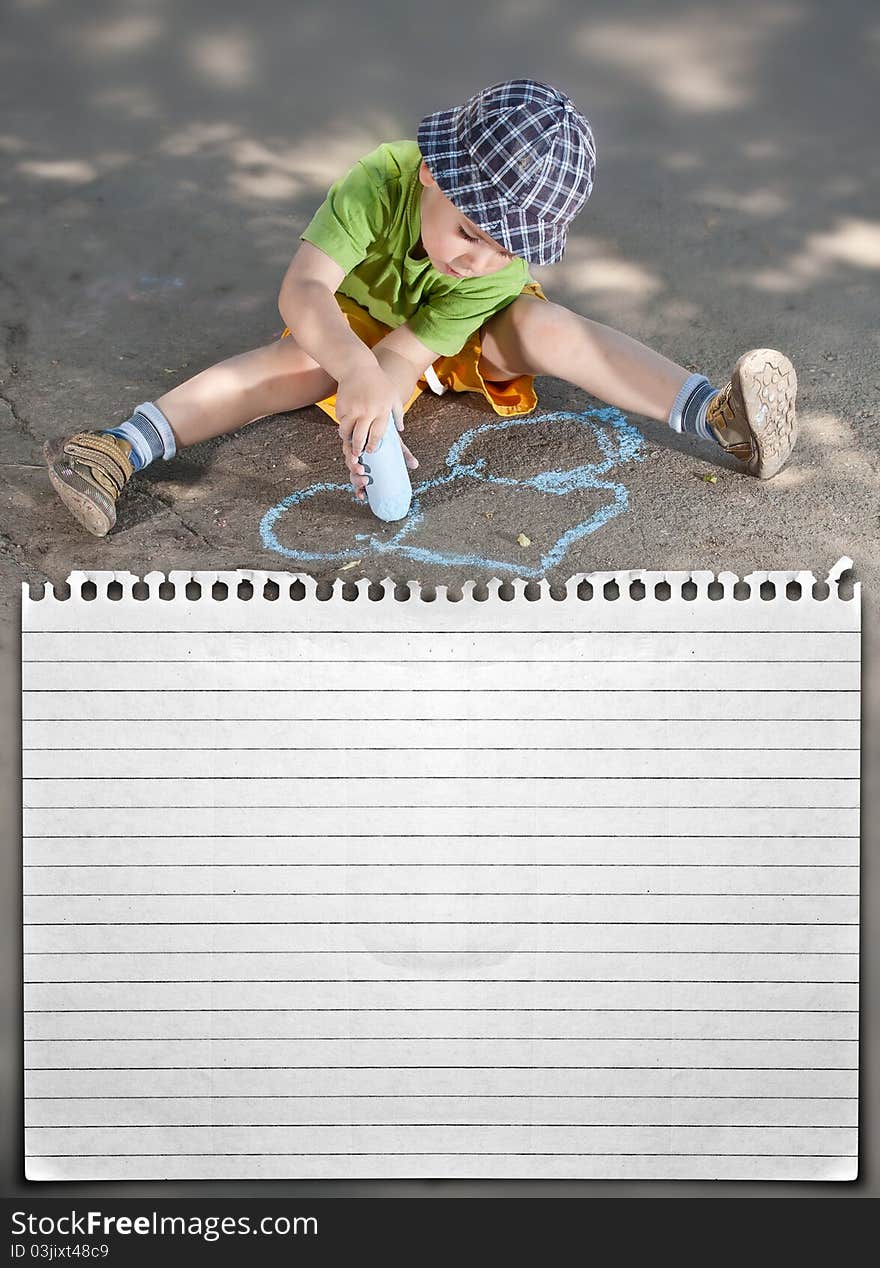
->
<box><xmin>483</xmin><ymin>206</ymin><xmax>569</xmax><ymax>266</ymax></box>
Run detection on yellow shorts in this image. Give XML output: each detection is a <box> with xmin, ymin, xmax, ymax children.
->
<box><xmin>280</xmin><ymin>280</ymin><xmax>547</xmax><ymax>423</ymax></box>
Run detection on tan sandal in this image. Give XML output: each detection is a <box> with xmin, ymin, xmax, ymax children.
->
<box><xmin>44</xmin><ymin>431</ymin><xmax>135</xmax><ymax>537</ymax></box>
<box><xmin>706</xmin><ymin>348</ymin><xmax>798</xmax><ymax>479</ymax></box>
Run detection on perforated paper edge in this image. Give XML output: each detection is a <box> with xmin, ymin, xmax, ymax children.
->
<box><xmin>20</xmin><ymin>557</ymin><xmax>858</xmax><ymax>605</ymax></box>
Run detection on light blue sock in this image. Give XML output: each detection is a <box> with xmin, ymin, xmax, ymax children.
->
<box><xmin>105</xmin><ymin>401</ymin><xmax>177</xmax><ymax>471</ymax></box>
<box><xmin>667</xmin><ymin>374</ymin><xmax>721</xmax><ymax>442</ymax></box>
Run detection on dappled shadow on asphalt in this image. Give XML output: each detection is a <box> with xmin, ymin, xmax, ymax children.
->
<box><xmin>1</xmin><ymin>0</ymin><xmax>878</xmax><ymax>595</ymax></box>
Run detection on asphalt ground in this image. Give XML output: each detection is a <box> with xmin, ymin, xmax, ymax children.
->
<box><xmin>1</xmin><ymin>0</ymin><xmax>877</xmax><ymax>1200</ymax></box>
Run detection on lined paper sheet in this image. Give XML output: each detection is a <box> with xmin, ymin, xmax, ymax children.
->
<box><xmin>22</xmin><ymin>565</ymin><xmax>860</xmax><ymax>1180</ymax></box>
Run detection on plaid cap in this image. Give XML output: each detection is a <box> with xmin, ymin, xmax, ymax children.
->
<box><xmin>417</xmin><ymin>79</ymin><xmax>596</xmax><ymax>266</ymax></box>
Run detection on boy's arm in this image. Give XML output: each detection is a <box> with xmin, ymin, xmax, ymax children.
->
<box><xmin>371</xmin><ymin>323</ymin><xmax>439</xmax><ymax>425</ymax></box>
<box><xmin>278</xmin><ymin>243</ymin><xmax>427</xmax><ymax>498</ymax></box>
<box><xmin>278</xmin><ymin>242</ymin><xmax>375</xmax><ymax>384</ymax></box>
<box><xmin>279</xmin><ymin>243</ymin><xmax>404</xmax><ymax>456</ymax></box>
<box><xmin>338</xmin><ymin>322</ymin><xmax>435</xmax><ymax>502</ymax></box>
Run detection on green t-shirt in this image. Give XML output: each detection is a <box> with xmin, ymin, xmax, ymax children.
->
<box><xmin>300</xmin><ymin>140</ymin><xmax>531</xmax><ymax>357</ymax></box>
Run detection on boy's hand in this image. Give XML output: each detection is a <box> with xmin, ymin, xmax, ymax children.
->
<box><xmin>335</xmin><ymin>361</ymin><xmax>415</xmax><ymax>502</ymax></box>
<box><xmin>341</xmin><ymin>432</ymin><xmax>419</xmax><ymax>502</ymax></box>
<box><xmin>335</xmin><ymin>364</ymin><xmax>403</xmax><ymax>460</ymax></box>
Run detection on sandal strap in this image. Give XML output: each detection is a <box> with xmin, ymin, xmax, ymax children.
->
<box><xmin>706</xmin><ymin>380</ymin><xmax>737</xmax><ymax>430</ymax></box>
<box><xmin>77</xmin><ymin>460</ymin><xmax>119</xmax><ymax>498</ymax></box>
<box><xmin>63</xmin><ymin>434</ymin><xmax>134</xmax><ymax>491</ymax></box>
<box><xmin>705</xmin><ymin>376</ymin><xmax>756</xmax><ymax>463</ymax></box>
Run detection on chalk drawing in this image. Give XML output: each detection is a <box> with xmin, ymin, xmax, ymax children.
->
<box><xmin>259</xmin><ymin>407</ymin><xmax>645</xmax><ymax>577</ymax></box>
<box><xmin>62</xmin><ymin>273</ymin><xmax>188</xmax><ymax>333</ymax></box>
<box><xmin>137</xmin><ymin>274</ymin><xmax>186</xmax><ymax>291</ymax></box>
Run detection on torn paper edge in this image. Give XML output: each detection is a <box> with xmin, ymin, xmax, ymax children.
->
<box><xmin>20</xmin><ymin>557</ymin><xmax>860</xmax><ymax>605</ymax></box>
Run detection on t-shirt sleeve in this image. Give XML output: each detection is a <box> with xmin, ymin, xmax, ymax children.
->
<box><xmin>407</xmin><ymin>266</ymin><xmax>530</xmax><ymax>357</ymax></box>
<box><xmin>300</xmin><ymin>158</ymin><xmax>389</xmax><ymax>275</ymax></box>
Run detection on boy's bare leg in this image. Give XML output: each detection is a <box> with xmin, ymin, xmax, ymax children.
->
<box><xmin>479</xmin><ymin>296</ymin><xmax>690</xmax><ymax>421</ymax></box>
<box><xmin>43</xmin><ymin>335</ymin><xmax>340</xmax><ymax>535</ymax></box>
<box><xmin>479</xmin><ymin>297</ymin><xmax>798</xmax><ymax>479</ymax></box>
<box><xmin>154</xmin><ymin>335</ymin><xmax>337</xmax><ymax>447</ymax></box>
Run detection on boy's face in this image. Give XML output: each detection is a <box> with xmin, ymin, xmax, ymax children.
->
<box><xmin>417</xmin><ymin>162</ymin><xmax>516</xmax><ymax>278</ymax></box>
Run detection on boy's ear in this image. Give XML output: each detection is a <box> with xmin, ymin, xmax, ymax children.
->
<box><xmin>418</xmin><ymin>161</ymin><xmax>437</xmax><ymax>188</ymax></box>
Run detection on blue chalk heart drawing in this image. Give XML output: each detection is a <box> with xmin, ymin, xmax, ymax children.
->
<box><xmin>260</xmin><ymin>406</ymin><xmax>645</xmax><ymax>577</ymax></box>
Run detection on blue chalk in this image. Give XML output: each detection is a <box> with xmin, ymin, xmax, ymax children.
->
<box><xmin>359</xmin><ymin>416</ymin><xmax>412</xmax><ymax>521</ymax></box>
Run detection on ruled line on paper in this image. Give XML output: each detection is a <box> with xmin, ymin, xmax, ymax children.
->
<box><xmin>22</xmin><ymin>578</ymin><xmax>861</xmax><ymax>1182</ymax></box>
<box><xmin>26</xmin><ymin>834</ymin><xmax>861</xmax><ymax>839</ymax></box>
<box><xmin>18</xmin><ymin>631</ymin><xmax>862</xmax><ymax>639</ymax></box>
<box><xmin>18</xmin><ymin>659</ymin><xmax>862</xmax><ymax>669</ymax></box>
<box><xmin>24</xmin><ymin>892</ymin><xmax>861</xmax><ymax>898</ymax></box>
<box><xmin>24</xmin><ymin>979</ymin><xmax>860</xmax><ymax>984</ymax></box>
<box><xmin>26</xmin><ymin>1094</ymin><xmax>859</xmax><ymax>1100</ymax></box>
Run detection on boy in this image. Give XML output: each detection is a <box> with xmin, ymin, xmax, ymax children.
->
<box><xmin>45</xmin><ymin>79</ymin><xmax>797</xmax><ymax>537</ymax></box>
